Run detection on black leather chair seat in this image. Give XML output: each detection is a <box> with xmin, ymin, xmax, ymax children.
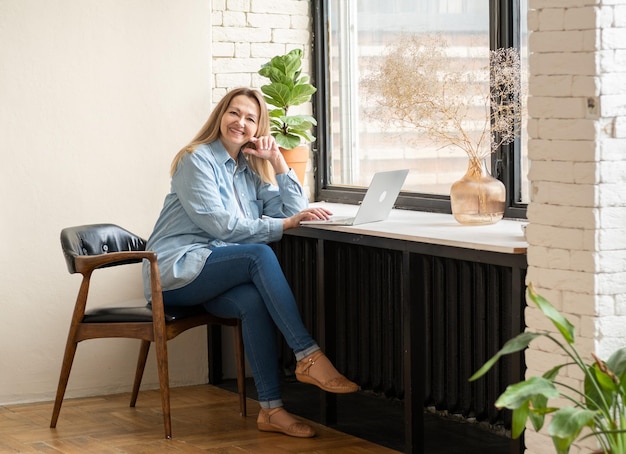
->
<box><xmin>83</xmin><ymin>304</ymin><xmax>207</xmax><ymax>323</ymax></box>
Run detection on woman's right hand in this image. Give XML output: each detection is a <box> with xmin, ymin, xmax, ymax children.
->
<box><xmin>283</xmin><ymin>207</ymin><xmax>333</xmax><ymax>230</ymax></box>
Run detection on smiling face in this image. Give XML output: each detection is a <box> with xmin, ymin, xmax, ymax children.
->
<box><xmin>219</xmin><ymin>94</ymin><xmax>260</xmax><ymax>157</ymax></box>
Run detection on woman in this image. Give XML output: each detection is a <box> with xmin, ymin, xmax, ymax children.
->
<box><xmin>143</xmin><ymin>87</ymin><xmax>358</xmax><ymax>438</ymax></box>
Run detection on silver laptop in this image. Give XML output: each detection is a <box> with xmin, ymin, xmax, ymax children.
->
<box><xmin>300</xmin><ymin>169</ymin><xmax>409</xmax><ymax>226</ymax></box>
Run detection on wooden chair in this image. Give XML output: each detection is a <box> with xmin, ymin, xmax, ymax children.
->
<box><xmin>50</xmin><ymin>223</ymin><xmax>246</xmax><ymax>438</ymax></box>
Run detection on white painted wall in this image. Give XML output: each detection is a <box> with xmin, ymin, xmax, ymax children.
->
<box><xmin>0</xmin><ymin>0</ymin><xmax>314</xmax><ymax>406</ymax></box>
<box><xmin>0</xmin><ymin>0</ymin><xmax>213</xmax><ymax>404</ymax></box>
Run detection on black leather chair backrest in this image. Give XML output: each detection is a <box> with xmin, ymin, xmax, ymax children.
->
<box><xmin>60</xmin><ymin>224</ymin><xmax>147</xmax><ymax>274</ymax></box>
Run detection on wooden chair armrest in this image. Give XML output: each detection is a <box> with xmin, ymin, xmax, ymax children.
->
<box><xmin>74</xmin><ymin>251</ymin><xmax>157</xmax><ymax>274</ymax></box>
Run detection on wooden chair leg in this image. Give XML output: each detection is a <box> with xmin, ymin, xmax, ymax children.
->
<box><xmin>50</xmin><ymin>339</ymin><xmax>78</xmax><ymax>428</ymax></box>
<box><xmin>153</xmin><ymin>334</ymin><xmax>172</xmax><ymax>439</ymax></box>
<box><xmin>130</xmin><ymin>340</ymin><xmax>151</xmax><ymax>407</ymax></box>
<box><xmin>233</xmin><ymin>321</ymin><xmax>247</xmax><ymax>417</ymax></box>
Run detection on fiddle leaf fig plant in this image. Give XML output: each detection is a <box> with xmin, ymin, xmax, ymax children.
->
<box><xmin>470</xmin><ymin>283</ymin><xmax>626</xmax><ymax>454</ymax></box>
<box><xmin>258</xmin><ymin>48</ymin><xmax>317</xmax><ymax>149</ymax></box>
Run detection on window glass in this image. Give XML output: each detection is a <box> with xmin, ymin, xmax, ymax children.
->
<box><xmin>325</xmin><ymin>0</ymin><xmax>529</xmax><ymax>207</ymax></box>
<box><xmin>520</xmin><ymin>0</ymin><xmax>529</xmax><ymax>203</ymax></box>
<box><xmin>328</xmin><ymin>0</ymin><xmax>489</xmax><ymax>194</ymax></box>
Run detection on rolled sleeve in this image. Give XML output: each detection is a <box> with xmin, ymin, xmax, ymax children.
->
<box><xmin>259</xmin><ymin>172</ymin><xmax>308</xmax><ymax>218</ymax></box>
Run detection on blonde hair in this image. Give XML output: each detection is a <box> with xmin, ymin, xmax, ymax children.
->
<box><xmin>170</xmin><ymin>87</ymin><xmax>275</xmax><ymax>183</ymax></box>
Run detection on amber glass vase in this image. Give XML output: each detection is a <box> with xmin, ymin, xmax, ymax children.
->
<box><xmin>450</xmin><ymin>157</ymin><xmax>505</xmax><ymax>225</ymax></box>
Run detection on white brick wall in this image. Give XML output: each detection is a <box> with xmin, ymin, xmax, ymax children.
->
<box><xmin>526</xmin><ymin>0</ymin><xmax>626</xmax><ymax>452</ymax></box>
<box><xmin>211</xmin><ymin>0</ymin><xmax>314</xmax><ymax>194</ymax></box>
<box><xmin>211</xmin><ymin>0</ymin><xmax>312</xmax><ymax>94</ymax></box>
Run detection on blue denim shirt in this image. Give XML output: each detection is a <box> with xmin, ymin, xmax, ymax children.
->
<box><xmin>142</xmin><ymin>140</ymin><xmax>308</xmax><ymax>298</ymax></box>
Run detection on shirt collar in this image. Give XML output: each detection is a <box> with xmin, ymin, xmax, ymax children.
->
<box><xmin>209</xmin><ymin>140</ymin><xmax>251</xmax><ymax>174</ymax></box>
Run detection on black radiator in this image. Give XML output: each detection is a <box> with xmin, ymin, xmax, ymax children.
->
<box><xmin>272</xmin><ymin>234</ymin><xmax>525</xmax><ymax>428</ymax></box>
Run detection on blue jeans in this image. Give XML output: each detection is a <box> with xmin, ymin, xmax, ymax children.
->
<box><xmin>162</xmin><ymin>244</ymin><xmax>319</xmax><ymax>408</ymax></box>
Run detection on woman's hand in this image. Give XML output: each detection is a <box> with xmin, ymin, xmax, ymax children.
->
<box><xmin>242</xmin><ymin>136</ymin><xmax>289</xmax><ymax>175</ymax></box>
<box><xmin>283</xmin><ymin>207</ymin><xmax>333</xmax><ymax>230</ymax></box>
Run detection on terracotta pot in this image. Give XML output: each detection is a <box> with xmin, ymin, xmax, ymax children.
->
<box><xmin>449</xmin><ymin>156</ymin><xmax>505</xmax><ymax>225</ymax></box>
<box><xmin>280</xmin><ymin>146</ymin><xmax>309</xmax><ymax>185</ymax></box>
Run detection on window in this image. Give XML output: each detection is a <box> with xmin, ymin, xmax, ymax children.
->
<box><xmin>312</xmin><ymin>0</ymin><xmax>528</xmax><ymax>218</ymax></box>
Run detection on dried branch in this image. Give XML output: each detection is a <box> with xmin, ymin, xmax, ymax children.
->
<box><xmin>362</xmin><ymin>34</ymin><xmax>522</xmax><ymax>160</ymax></box>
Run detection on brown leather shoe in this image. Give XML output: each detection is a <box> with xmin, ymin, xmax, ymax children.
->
<box><xmin>257</xmin><ymin>407</ymin><xmax>316</xmax><ymax>438</ymax></box>
<box><xmin>295</xmin><ymin>350</ymin><xmax>360</xmax><ymax>393</ymax></box>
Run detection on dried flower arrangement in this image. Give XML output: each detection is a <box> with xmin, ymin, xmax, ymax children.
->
<box><xmin>362</xmin><ymin>34</ymin><xmax>522</xmax><ymax>161</ymax></box>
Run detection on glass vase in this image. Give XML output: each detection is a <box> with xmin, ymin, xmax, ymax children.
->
<box><xmin>450</xmin><ymin>157</ymin><xmax>505</xmax><ymax>225</ymax></box>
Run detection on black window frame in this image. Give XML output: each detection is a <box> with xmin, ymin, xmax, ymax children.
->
<box><xmin>311</xmin><ymin>0</ymin><xmax>527</xmax><ymax>220</ymax></box>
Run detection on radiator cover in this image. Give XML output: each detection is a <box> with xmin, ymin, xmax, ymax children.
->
<box><xmin>272</xmin><ymin>234</ymin><xmax>525</xmax><ymax>429</ymax></box>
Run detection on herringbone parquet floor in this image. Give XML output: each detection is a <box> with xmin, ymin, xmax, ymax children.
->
<box><xmin>0</xmin><ymin>384</ymin><xmax>397</xmax><ymax>453</ymax></box>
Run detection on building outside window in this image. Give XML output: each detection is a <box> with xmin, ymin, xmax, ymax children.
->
<box><xmin>313</xmin><ymin>0</ymin><xmax>528</xmax><ymax>218</ymax></box>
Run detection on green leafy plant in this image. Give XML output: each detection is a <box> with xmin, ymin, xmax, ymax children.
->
<box><xmin>258</xmin><ymin>48</ymin><xmax>317</xmax><ymax>149</ymax></box>
<box><xmin>470</xmin><ymin>284</ymin><xmax>626</xmax><ymax>454</ymax></box>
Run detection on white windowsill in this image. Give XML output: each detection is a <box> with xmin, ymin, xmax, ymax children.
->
<box><xmin>299</xmin><ymin>202</ymin><xmax>528</xmax><ymax>255</ymax></box>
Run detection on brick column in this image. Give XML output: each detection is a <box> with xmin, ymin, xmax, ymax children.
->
<box><xmin>526</xmin><ymin>1</ymin><xmax>626</xmax><ymax>452</ymax></box>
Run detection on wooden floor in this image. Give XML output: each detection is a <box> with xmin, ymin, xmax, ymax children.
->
<box><xmin>0</xmin><ymin>384</ymin><xmax>398</xmax><ymax>453</ymax></box>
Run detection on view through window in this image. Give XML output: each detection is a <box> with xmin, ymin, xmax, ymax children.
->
<box><xmin>323</xmin><ymin>0</ymin><xmax>529</xmax><ymax>208</ymax></box>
